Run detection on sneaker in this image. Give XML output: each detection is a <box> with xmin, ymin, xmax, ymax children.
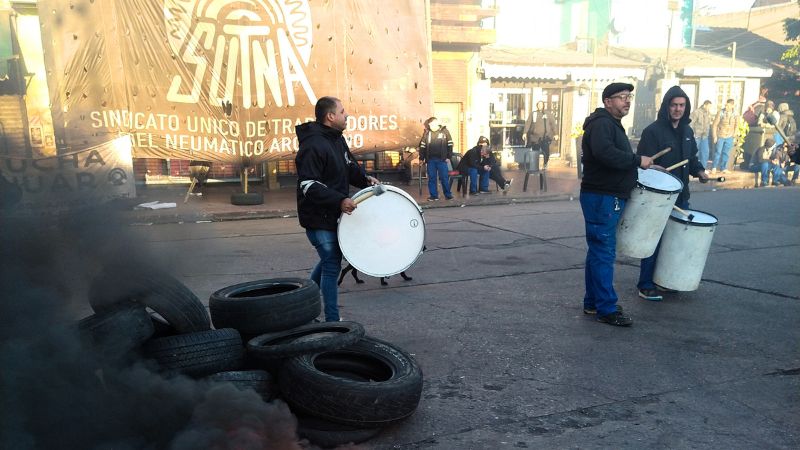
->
<box><xmin>638</xmin><ymin>289</ymin><xmax>663</xmax><ymax>301</ymax></box>
<box><xmin>445</xmin><ymin>195</ymin><xmax>454</xmax><ymax>200</ymax></box>
<box><xmin>655</xmin><ymin>284</ymin><xmax>677</xmax><ymax>293</ymax></box>
<box><xmin>427</xmin><ymin>197</ymin><xmax>439</xmax><ymax>202</ymax></box>
<box><xmin>596</xmin><ymin>311</ymin><xmax>633</xmax><ymax>326</ymax></box>
<box><xmin>479</xmin><ymin>190</ymin><xmax>491</xmax><ymax>194</ymax></box>
<box><xmin>469</xmin><ymin>191</ymin><xmax>478</xmax><ymax>195</ymax></box>
<box><xmin>711</xmin><ymin>168</ymin><xmax>717</xmax><ymax>174</ymax></box>
<box><xmin>722</xmin><ymin>169</ymin><xmax>730</xmax><ymax>174</ymax></box>
<box><xmin>583</xmin><ymin>305</ymin><xmax>623</xmax><ymax>315</ymax></box>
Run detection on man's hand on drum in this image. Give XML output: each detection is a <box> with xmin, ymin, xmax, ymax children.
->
<box><xmin>341</xmin><ymin>197</ymin><xmax>357</xmax><ymax>215</ymax></box>
<box><xmin>366</xmin><ymin>175</ymin><xmax>380</xmax><ymax>186</ymax></box>
<box><xmin>639</xmin><ymin>155</ymin><xmax>654</xmax><ymax>169</ymax></box>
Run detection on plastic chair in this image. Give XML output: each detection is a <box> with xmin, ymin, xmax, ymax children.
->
<box><xmin>447</xmin><ymin>153</ymin><xmax>468</xmax><ymax>196</ymax></box>
<box><xmin>522</xmin><ymin>149</ymin><xmax>547</xmax><ymax>192</ymax></box>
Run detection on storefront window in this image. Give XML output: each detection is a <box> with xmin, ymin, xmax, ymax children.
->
<box><xmin>489</xmin><ymin>91</ymin><xmax>527</xmax><ymax>151</ymax></box>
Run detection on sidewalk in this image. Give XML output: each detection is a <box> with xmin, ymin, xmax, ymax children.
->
<box><xmin>122</xmin><ymin>162</ymin><xmax>760</xmax><ymax>225</ymax></box>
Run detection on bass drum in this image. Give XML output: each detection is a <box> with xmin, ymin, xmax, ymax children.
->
<box><xmin>337</xmin><ymin>185</ymin><xmax>425</xmax><ymax>277</ymax></box>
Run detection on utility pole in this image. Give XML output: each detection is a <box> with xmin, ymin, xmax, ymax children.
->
<box><xmin>665</xmin><ymin>0</ymin><xmax>679</xmax><ymax>78</ymax></box>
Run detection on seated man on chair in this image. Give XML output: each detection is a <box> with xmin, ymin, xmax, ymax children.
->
<box><xmin>457</xmin><ymin>136</ymin><xmax>512</xmax><ymax>194</ymax></box>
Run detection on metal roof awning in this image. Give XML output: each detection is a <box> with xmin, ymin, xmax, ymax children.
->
<box><xmin>681</xmin><ymin>67</ymin><xmax>774</xmax><ymax>78</ymax></box>
<box><xmin>484</xmin><ymin>63</ymin><xmax>646</xmax><ymax>82</ymax></box>
<box><xmin>484</xmin><ymin>64</ymin><xmax>569</xmax><ymax>80</ymax></box>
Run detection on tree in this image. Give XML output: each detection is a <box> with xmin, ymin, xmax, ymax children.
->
<box><xmin>781</xmin><ymin>1</ymin><xmax>800</xmax><ymax>65</ymax></box>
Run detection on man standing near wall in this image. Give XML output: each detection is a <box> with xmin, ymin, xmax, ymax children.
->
<box><xmin>690</xmin><ymin>100</ymin><xmax>713</xmax><ymax>171</ymax></box>
<box><xmin>711</xmin><ymin>98</ymin><xmax>739</xmax><ymax>174</ymax></box>
<box><xmin>579</xmin><ymin>82</ymin><xmax>657</xmax><ymax>327</ymax></box>
<box><xmin>523</xmin><ymin>101</ymin><xmax>558</xmax><ymax>169</ymax></box>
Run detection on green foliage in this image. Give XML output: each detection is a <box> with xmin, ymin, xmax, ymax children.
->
<box><xmin>781</xmin><ymin>1</ymin><xmax>800</xmax><ymax>65</ymax></box>
<box><xmin>735</xmin><ymin>120</ymin><xmax>749</xmax><ymax>149</ymax></box>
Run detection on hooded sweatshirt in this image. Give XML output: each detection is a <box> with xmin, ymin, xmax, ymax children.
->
<box><xmin>295</xmin><ymin>121</ymin><xmax>369</xmax><ymax>230</ymax></box>
<box><xmin>580</xmin><ymin>107</ymin><xmax>642</xmax><ymax>198</ymax></box>
<box><xmin>637</xmin><ymin>85</ymin><xmax>705</xmax><ymax>206</ymax></box>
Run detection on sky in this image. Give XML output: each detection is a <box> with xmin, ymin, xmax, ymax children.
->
<box><xmin>495</xmin><ymin>0</ymin><xmax>770</xmax><ymax>48</ymax></box>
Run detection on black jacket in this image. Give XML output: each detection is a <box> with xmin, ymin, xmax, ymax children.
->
<box><xmin>419</xmin><ymin>127</ymin><xmax>453</xmax><ymax>161</ymax></box>
<box><xmin>580</xmin><ymin>107</ymin><xmax>642</xmax><ymax>198</ymax></box>
<box><xmin>456</xmin><ymin>145</ymin><xmax>483</xmax><ymax>173</ymax></box>
<box><xmin>295</xmin><ymin>122</ymin><xmax>370</xmax><ymax>231</ymax></box>
<box><xmin>637</xmin><ymin>86</ymin><xmax>705</xmax><ymax>206</ymax></box>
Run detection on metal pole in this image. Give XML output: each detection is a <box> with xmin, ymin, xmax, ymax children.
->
<box><xmin>729</xmin><ymin>41</ymin><xmax>737</xmax><ymax>95</ymax></box>
<box><xmin>665</xmin><ymin>11</ymin><xmax>674</xmax><ymax>77</ymax></box>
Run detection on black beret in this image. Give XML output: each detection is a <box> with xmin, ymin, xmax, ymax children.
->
<box><xmin>602</xmin><ymin>82</ymin><xmax>634</xmax><ymax>100</ymax></box>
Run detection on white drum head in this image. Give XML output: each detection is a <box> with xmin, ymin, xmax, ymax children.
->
<box><xmin>669</xmin><ymin>209</ymin><xmax>718</xmax><ymax>225</ymax></box>
<box><xmin>338</xmin><ymin>185</ymin><xmax>425</xmax><ymax>277</ymax></box>
<box><xmin>637</xmin><ymin>168</ymin><xmax>683</xmax><ymax>193</ymax></box>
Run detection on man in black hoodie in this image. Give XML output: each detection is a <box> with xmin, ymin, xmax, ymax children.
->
<box><xmin>636</xmin><ymin>86</ymin><xmax>708</xmax><ymax>301</ymax></box>
<box><xmin>295</xmin><ymin>96</ymin><xmax>378</xmax><ymax>322</ymax></box>
<box><xmin>580</xmin><ymin>82</ymin><xmax>658</xmax><ymax>327</ymax></box>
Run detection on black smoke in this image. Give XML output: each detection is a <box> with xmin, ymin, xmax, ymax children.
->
<box><xmin>0</xmin><ymin>207</ymin><xmax>323</xmax><ymax>450</ymax></box>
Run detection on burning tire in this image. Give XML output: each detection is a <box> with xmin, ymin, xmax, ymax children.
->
<box><xmin>278</xmin><ymin>336</ymin><xmax>423</xmax><ymax>428</ymax></box>
<box><xmin>209</xmin><ymin>278</ymin><xmax>321</xmax><ymax>335</ymax></box>
<box><xmin>205</xmin><ymin>370</ymin><xmax>278</xmax><ymax>402</ymax></box>
<box><xmin>89</xmin><ymin>264</ymin><xmax>210</xmax><ymax>334</ymax></box>
<box><xmin>247</xmin><ymin>321</ymin><xmax>365</xmax><ymax>361</ymax></box>
<box><xmin>143</xmin><ymin>328</ymin><xmax>244</xmax><ymax>378</ymax></box>
<box><xmin>296</xmin><ymin>414</ymin><xmax>382</xmax><ymax>447</ymax></box>
<box><xmin>77</xmin><ymin>302</ymin><xmax>155</xmax><ymax>360</ymax></box>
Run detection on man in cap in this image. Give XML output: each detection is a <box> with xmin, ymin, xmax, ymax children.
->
<box><xmin>635</xmin><ymin>86</ymin><xmax>708</xmax><ymax>301</ymax></box>
<box><xmin>580</xmin><ymin>82</ymin><xmax>659</xmax><ymax>326</ymax></box>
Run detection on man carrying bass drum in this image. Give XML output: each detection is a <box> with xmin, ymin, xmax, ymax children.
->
<box><xmin>295</xmin><ymin>96</ymin><xmax>379</xmax><ymax>322</ymax></box>
<box><xmin>635</xmin><ymin>86</ymin><xmax>709</xmax><ymax>302</ymax></box>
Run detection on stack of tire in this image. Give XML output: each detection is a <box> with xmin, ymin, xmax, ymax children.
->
<box><xmin>78</xmin><ymin>267</ymin><xmax>423</xmax><ymax>448</ymax></box>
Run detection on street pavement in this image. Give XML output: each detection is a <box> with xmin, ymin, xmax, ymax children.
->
<box><xmin>121</xmin><ymin>161</ymin><xmax>750</xmax><ymax>225</ymax></box>
<box><xmin>129</xmin><ymin>183</ymin><xmax>798</xmax><ymax>449</ymax></box>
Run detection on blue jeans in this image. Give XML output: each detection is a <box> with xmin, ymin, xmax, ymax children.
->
<box><xmin>467</xmin><ymin>167</ymin><xmax>490</xmax><ymax>193</ymax></box>
<box><xmin>638</xmin><ymin>199</ymin><xmax>689</xmax><ymax>290</ymax></box>
<box><xmin>696</xmin><ymin>136</ymin><xmax>710</xmax><ymax>169</ymax></box>
<box><xmin>712</xmin><ymin>137</ymin><xmax>733</xmax><ymax>171</ymax></box>
<box><xmin>426</xmin><ymin>158</ymin><xmax>452</xmax><ymax>199</ymax></box>
<box><xmin>580</xmin><ymin>192</ymin><xmax>626</xmax><ymax>316</ymax></box>
<box><xmin>306</xmin><ymin>229</ymin><xmax>342</xmax><ymax>321</ymax></box>
<box><xmin>753</xmin><ymin>162</ymin><xmax>770</xmax><ymax>186</ymax></box>
<box><xmin>771</xmin><ymin>164</ymin><xmax>788</xmax><ymax>185</ymax></box>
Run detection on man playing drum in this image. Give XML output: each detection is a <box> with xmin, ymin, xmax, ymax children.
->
<box><xmin>295</xmin><ymin>96</ymin><xmax>379</xmax><ymax>322</ymax></box>
<box><xmin>636</xmin><ymin>86</ymin><xmax>708</xmax><ymax>301</ymax></box>
<box><xmin>580</xmin><ymin>82</ymin><xmax>658</xmax><ymax>327</ymax></box>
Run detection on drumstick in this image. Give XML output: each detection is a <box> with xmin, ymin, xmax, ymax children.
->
<box><xmin>353</xmin><ymin>184</ymin><xmax>386</xmax><ymax>205</ymax></box>
<box><xmin>673</xmin><ymin>205</ymin><xmax>695</xmax><ymax>221</ymax></box>
<box><xmin>651</xmin><ymin>147</ymin><xmax>671</xmax><ymax>160</ymax></box>
<box><xmin>664</xmin><ymin>159</ymin><xmax>689</xmax><ymax>172</ymax></box>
